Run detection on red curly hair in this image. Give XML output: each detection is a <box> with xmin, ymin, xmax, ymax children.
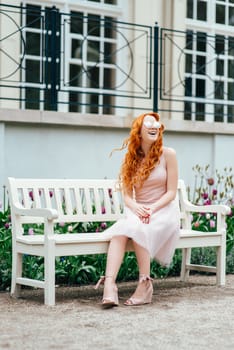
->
<box><xmin>117</xmin><ymin>112</ymin><xmax>164</xmax><ymax>194</ymax></box>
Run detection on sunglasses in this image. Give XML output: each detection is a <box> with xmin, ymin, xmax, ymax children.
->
<box><xmin>143</xmin><ymin>119</ymin><xmax>161</xmax><ymax>129</ymax></box>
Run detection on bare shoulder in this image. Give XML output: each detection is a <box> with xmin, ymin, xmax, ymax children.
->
<box><xmin>163</xmin><ymin>147</ymin><xmax>177</xmax><ymax>158</ymax></box>
<box><xmin>163</xmin><ymin>147</ymin><xmax>178</xmax><ymax>171</ymax></box>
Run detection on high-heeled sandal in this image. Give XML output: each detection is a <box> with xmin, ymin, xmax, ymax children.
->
<box><xmin>94</xmin><ymin>276</ymin><xmax>119</xmax><ymax>309</ymax></box>
<box><xmin>124</xmin><ymin>274</ymin><xmax>153</xmax><ymax>306</ymax></box>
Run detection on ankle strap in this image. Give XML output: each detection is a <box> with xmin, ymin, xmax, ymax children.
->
<box><xmin>139</xmin><ymin>274</ymin><xmax>153</xmax><ymax>282</ymax></box>
<box><xmin>94</xmin><ymin>275</ymin><xmax>114</xmax><ymax>289</ymax></box>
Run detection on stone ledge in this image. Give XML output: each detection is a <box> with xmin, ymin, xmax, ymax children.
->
<box><xmin>0</xmin><ymin>108</ymin><xmax>234</xmax><ymax>135</ymax></box>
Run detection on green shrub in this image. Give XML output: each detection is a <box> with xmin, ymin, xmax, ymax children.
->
<box><xmin>188</xmin><ymin>165</ymin><xmax>234</xmax><ymax>274</ymax></box>
<box><xmin>0</xmin><ymin>207</ymin><xmax>12</xmax><ymax>290</ymax></box>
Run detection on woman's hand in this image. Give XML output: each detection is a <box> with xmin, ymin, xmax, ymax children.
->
<box><xmin>124</xmin><ymin>192</ymin><xmax>153</xmax><ymax>224</ymax></box>
<box><xmin>130</xmin><ymin>203</ymin><xmax>152</xmax><ymax>224</ymax></box>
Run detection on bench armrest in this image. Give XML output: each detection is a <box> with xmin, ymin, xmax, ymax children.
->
<box><xmin>12</xmin><ymin>202</ymin><xmax>58</xmax><ymax>220</ymax></box>
<box><xmin>183</xmin><ymin>200</ymin><xmax>231</xmax><ymax>216</ymax></box>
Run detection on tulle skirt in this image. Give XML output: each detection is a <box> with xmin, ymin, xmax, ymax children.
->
<box><xmin>102</xmin><ymin>200</ymin><xmax>180</xmax><ymax>266</ymax></box>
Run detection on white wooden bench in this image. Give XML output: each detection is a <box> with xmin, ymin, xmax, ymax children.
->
<box><xmin>7</xmin><ymin>177</ymin><xmax>230</xmax><ymax>306</ymax></box>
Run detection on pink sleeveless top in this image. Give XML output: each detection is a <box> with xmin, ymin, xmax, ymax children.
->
<box><xmin>134</xmin><ymin>153</ymin><xmax>167</xmax><ymax>204</ymax></box>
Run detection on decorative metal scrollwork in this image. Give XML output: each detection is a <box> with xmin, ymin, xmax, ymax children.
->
<box><xmin>0</xmin><ymin>10</ymin><xmax>25</xmax><ymax>80</ymax></box>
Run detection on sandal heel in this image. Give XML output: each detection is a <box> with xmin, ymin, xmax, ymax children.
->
<box><xmin>95</xmin><ymin>276</ymin><xmax>119</xmax><ymax>309</ymax></box>
<box><xmin>124</xmin><ymin>275</ymin><xmax>153</xmax><ymax>306</ymax></box>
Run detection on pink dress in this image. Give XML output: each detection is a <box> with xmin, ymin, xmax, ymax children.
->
<box><xmin>103</xmin><ymin>150</ymin><xmax>180</xmax><ymax>266</ymax></box>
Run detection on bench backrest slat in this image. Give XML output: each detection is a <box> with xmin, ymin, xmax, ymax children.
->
<box><xmin>74</xmin><ymin>187</ymin><xmax>84</xmax><ymax>216</ymax></box>
<box><xmin>7</xmin><ymin>177</ymin><xmax>189</xmax><ymax>227</ymax></box>
<box><xmin>7</xmin><ymin>178</ymin><xmax>126</xmax><ymax>224</ymax></box>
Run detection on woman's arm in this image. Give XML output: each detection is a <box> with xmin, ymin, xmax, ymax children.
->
<box><xmin>150</xmin><ymin>147</ymin><xmax>178</xmax><ymax>213</ymax></box>
<box><xmin>124</xmin><ymin>191</ymin><xmax>151</xmax><ymax>221</ymax></box>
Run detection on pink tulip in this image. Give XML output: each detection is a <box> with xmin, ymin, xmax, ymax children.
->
<box><xmin>210</xmin><ymin>220</ymin><xmax>216</xmax><ymax>228</ymax></box>
<box><xmin>28</xmin><ymin>228</ymin><xmax>34</xmax><ymax>235</ymax></box>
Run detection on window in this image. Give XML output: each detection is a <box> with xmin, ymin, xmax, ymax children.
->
<box><xmin>186</xmin><ymin>0</ymin><xmax>207</xmax><ymax>21</ymax></box>
<box><xmin>67</xmin><ymin>12</ymin><xmax>118</xmax><ymax>114</ymax></box>
<box><xmin>215</xmin><ymin>0</ymin><xmax>234</xmax><ymax>25</ymax></box>
<box><xmin>197</xmin><ymin>0</ymin><xmax>207</xmax><ymax>21</ymax></box>
<box><xmin>20</xmin><ymin>1</ymin><xmax>122</xmax><ymax>114</ymax></box>
<box><xmin>185</xmin><ymin>0</ymin><xmax>234</xmax><ymax>123</ymax></box>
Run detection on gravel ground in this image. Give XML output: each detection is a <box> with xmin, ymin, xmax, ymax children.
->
<box><xmin>0</xmin><ymin>274</ymin><xmax>234</xmax><ymax>350</ymax></box>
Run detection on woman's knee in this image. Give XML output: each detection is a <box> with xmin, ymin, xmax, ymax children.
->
<box><xmin>111</xmin><ymin>235</ymin><xmax>128</xmax><ymax>245</ymax></box>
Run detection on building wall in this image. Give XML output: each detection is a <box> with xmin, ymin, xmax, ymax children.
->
<box><xmin>1</xmin><ymin>109</ymin><xmax>233</xmax><ymax>202</ymax></box>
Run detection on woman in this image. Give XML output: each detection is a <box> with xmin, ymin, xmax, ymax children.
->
<box><xmin>95</xmin><ymin>112</ymin><xmax>180</xmax><ymax>308</ymax></box>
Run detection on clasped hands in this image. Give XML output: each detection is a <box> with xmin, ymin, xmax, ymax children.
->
<box><xmin>133</xmin><ymin>203</ymin><xmax>153</xmax><ymax>224</ymax></box>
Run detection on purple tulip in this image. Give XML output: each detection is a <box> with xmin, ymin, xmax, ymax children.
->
<box><xmin>212</xmin><ymin>189</ymin><xmax>218</xmax><ymax>196</ymax></box>
<box><xmin>202</xmin><ymin>192</ymin><xmax>209</xmax><ymax>200</ymax></box>
<box><xmin>29</xmin><ymin>191</ymin><xmax>34</xmax><ymax>200</ymax></box>
<box><xmin>100</xmin><ymin>222</ymin><xmax>107</xmax><ymax>230</ymax></box>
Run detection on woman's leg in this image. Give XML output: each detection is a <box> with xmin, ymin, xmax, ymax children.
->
<box><xmin>105</xmin><ymin>235</ymin><xmax>128</xmax><ymax>280</ymax></box>
<box><xmin>96</xmin><ymin>235</ymin><xmax>128</xmax><ymax>308</ymax></box>
<box><xmin>124</xmin><ymin>241</ymin><xmax>153</xmax><ymax>306</ymax></box>
<box><xmin>132</xmin><ymin>240</ymin><xmax>151</xmax><ymax>276</ymax></box>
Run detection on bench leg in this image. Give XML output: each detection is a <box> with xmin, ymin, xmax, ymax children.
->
<box><xmin>44</xmin><ymin>239</ymin><xmax>56</xmax><ymax>306</ymax></box>
<box><xmin>11</xmin><ymin>251</ymin><xmax>22</xmax><ymax>298</ymax></box>
<box><xmin>180</xmin><ymin>248</ymin><xmax>191</xmax><ymax>282</ymax></box>
<box><xmin>216</xmin><ymin>245</ymin><xmax>226</xmax><ymax>286</ymax></box>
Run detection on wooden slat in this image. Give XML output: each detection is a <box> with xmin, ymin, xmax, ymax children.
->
<box><xmin>64</xmin><ymin>187</ymin><xmax>73</xmax><ymax>215</ymax></box>
<box><xmin>22</xmin><ymin>187</ymin><xmax>31</xmax><ymax>208</ymax></box>
<box><xmin>32</xmin><ymin>186</ymin><xmax>42</xmax><ymax>208</ymax></box>
<box><xmin>93</xmin><ymin>187</ymin><xmax>102</xmax><ymax>215</ymax></box>
<box><xmin>54</xmin><ymin>188</ymin><xmax>64</xmax><ymax>216</ymax></box>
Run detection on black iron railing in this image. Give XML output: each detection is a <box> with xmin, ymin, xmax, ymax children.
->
<box><xmin>0</xmin><ymin>3</ymin><xmax>156</xmax><ymax>114</ymax></box>
<box><xmin>1</xmin><ymin>3</ymin><xmax>234</xmax><ymax>122</ymax></box>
